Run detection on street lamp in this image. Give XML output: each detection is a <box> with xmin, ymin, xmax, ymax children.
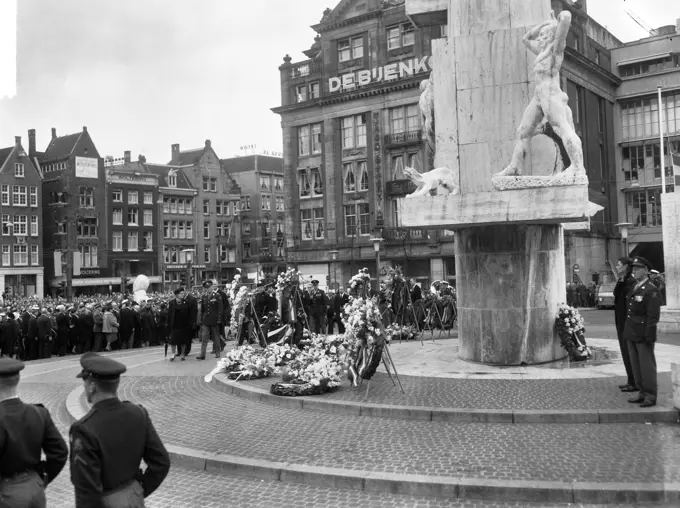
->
<box><xmin>181</xmin><ymin>248</ymin><xmax>195</xmax><ymax>288</ymax></box>
<box><xmin>369</xmin><ymin>237</ymin><xmax>383</xmax><ymax>292</ymax></box>
<box><xmin>329</xmin><ymin>250</ymin><xmax>339</xmax><ymax>290</ymax></box>
<box><xmin>615</xmin><ymin>222</ymin><xmax>633</xmax><ymax>256</ymax></box>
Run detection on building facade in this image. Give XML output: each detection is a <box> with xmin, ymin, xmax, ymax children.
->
<box><xmin>170</xmin><ymin>140</ymin><xmax>241</xmax><ymax>286</ymax></box>
<box><xmin>104</xmin><ymin>152</ymin><xmax>161</xmax><ymax>291</ymax></box>
<box><xmin>222</xmin><ymin>154</ymin><xmax>285</xmax><ymax>282</ymax></box>
<box><xmin>37</xmin><ymin>127</ymin><xmax>109</xmax><ymax>296</ymax></box>
<box><xmin>0</xmin><ymin>135</ymin><xmax>44</xmax><ymax>298</ymax></box>
<box><xmin>610</xmin><ymin>22</ymin><xmax>680</xmax><ymax>271</ymax></box>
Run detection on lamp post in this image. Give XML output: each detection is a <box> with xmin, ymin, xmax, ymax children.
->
<box><xmin>329</xmin><ymin>250</ymin><xmax>339</xmax><ymax>290</ymax></box>
<box><xmin>615</xmin><ymin>222</ymin><xmax>633</xmax><ymax>256</ymax></box>
<box><xmin>181</xmin><ymin>248</ymin><xmax>195</xmax><ymax>288</ymax></box>
<box><xmin>157</xmin><ymin>196</ymin><xmax>165</xmax><ymax>292</ymax></box>
<box><xmin>369</xmin><ymin>237</ymin><xmax>383</xmax><ymax>292</ymax></box>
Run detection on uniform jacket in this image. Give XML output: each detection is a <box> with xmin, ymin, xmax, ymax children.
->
<box><xmin>613</xmin><ymin>274</ymin><xmax>636</xmax><ymax>332</ymax></box>
<box><xmin>216</xmin><ymin>289</ymin><xmax>230</xmax><ymax>324</ymax></box>
<box><xmin>200</xmin><ymin>292</ymin><xmax>224</xmax><ymax>327</ymax></box>
<box><xmin>622</xmin><ymin>278</ymin><xmax>662</xmax><ymax>344</ymax></box>
<box><xmin>119</xmin><ymin>308</ymin><xmax>136</xmax><ymax>338</ymax></box>
<box><xmin>309</xmin><ymin>288</ymin><xmax>327</xmax><ymax>315</ymax></box>
<box><xmin>69</xmin><ymin>398</ymin><xmax>170</xmax><ymax>508</ymax></box>
<box><xmin>331</xmin><ymin>292</ymin><xmax>349</xmax><ymax>317</ymax></box>
<box><xmin>184</xmin><ymin>294</ymin><xmax>199</xmax><ymax>329</ymax></box>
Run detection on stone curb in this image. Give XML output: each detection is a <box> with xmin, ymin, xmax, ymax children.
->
<box><xmin>211</xmin><ymin>373</ymin><xmax>680</xmax><ymax>424</ymax></box>
<box><xmin>63</xmin><ymin>384</ymin><xmax>680</xmax><ymax>504</ymax></box>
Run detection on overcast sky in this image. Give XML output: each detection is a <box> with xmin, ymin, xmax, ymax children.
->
<box><xmin>0</xmin><ymin>0</ymin><xmax>677</xmax><ymax>163</ymax></box>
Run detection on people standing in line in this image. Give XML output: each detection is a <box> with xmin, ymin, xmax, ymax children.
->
<box><xmin>102</xmin><ymin>304</ymin><xmax>119</xmax><ymax>352</ymax></box>
<box><xmin>613</xmin><ymin>256</ymin><xmax>637</xmax><ymax>393</ymax></box>
<box><xmin>168</xmin><ymin>288</ymin><xmax>193</xmax><ymax>361</ymax></box>
<box><xmin>36</xmin><ymin>308</ymin><xmax>53</xmax><ymax>359</ymax></box>
<box><xmin>197</xmin><ymin>281</ymin><xmax>223</xmax><ymax>361</ymax></box>
<box><xmin>623</xmin><ymin>257</ymin><xmax>662</xmax><ymax>408</ymax></box>
<box><xmin>308</xmin><ymin>280</ymin><xmax>327</xmax><ymax>335</ymax></box>
<box><xmin>1</xmin><ymin>312</ymin><xmax>20</xmax><ymax>358</ymax></box>
<box><xmin>69</xmin><ymin>353</ymin><xmax>170</xmax><ymax>507</ymax></box>
<box><xmin>0</xmin><ymin>357</ymin><xmax>68</xmax><ymax>507</ymax></box>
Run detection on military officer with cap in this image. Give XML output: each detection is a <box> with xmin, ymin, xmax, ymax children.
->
<box><xmin>0</xmin><ymin>357</ymin><xmax>68</xmax><ymax>507</ymax></box>
<box><xmin>196</xmin><ymin>280</ymin><xmax>223</xmax><ymax>360</ymax></box>
<box><xmin>69</xmin><ymin>353</ymin><xmax>170</xmax><ymax>507</ymax></box>
<box><xmin>622</xmin><ymin>256</ymin><xmax>662</xmax><ymax>408</ymax></box>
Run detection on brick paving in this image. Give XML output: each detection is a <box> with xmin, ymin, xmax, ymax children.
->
<box><xmin>115</xmin><ymin>376</ymin><xmax>680</xmax><ymax>484</ymax></box>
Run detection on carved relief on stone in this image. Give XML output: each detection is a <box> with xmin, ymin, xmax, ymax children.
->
<box><xmin>372</xmin><ymin>111</ymin><xmax>383</xmax><ymax>208</ymax></box>
<box><xmin>342</xmin><ymin>148</ymin><xmax>366</xmax><ymax>159</ymax></box>
<box><xmin>381</xmin><ymin>0</ymin><xmax>405</xmax><ymax>8</ymax></box>
<box><xmin>494</xmin><ymin>11</ymin><xmax>588</xmax><ymax>190</ymax></box>
<box><xmin>419</xmin><ymin>73</ymin><xmax>435</xmax><ymax>158</ymax></box>
<box><xmin>404</xmin><ymin>166</ymin><xmax>459</xmax><ymax>198</ymax></box>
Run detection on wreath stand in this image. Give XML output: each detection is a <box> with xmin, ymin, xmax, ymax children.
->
<box><xmin>396</xmin><ymin>284</ymin><xmax>431</xmax><ymax>345</ymax></box>
<box><xmin>347</xmin><ymin>326</ymin><xmax>405</xmax><ymax>398</ymax></box>
<box><xmin>236</xmin><ymin>294</ymin><xmax>267</xmax><ymax>348</ymax></box>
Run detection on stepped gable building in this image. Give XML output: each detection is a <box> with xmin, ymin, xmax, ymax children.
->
<box><xmin>610</xmin><ymin>21</ymin><xmax>680</xmax><ymax>271</ymax></box>
<box><xmin>103</xmin><ymin>152</ymin><xmax>161</xmax><ymax>292</ymax></box>
<box><xmin>0</xmin><ymin>135</ymin><xmax>44</xmax><ymax>298</ymax></box>
<box><xmin>274</xmin><ymin>0</ymin><xmax>624</xmax><ymax>288</ymax></box>
<box><xmin>169</xmin><ymin>140</ymin><xmax>241</xmax><ymax>286</ymax></box>
<box><xmin>36</xmin><ymin>127</ymin><xmax>108</xmax><ymax>296</ymax></box>
<box><xmin>221</xmin><ymin>154</ymin><xmax>285</xmax><ymax>283</ymax></box>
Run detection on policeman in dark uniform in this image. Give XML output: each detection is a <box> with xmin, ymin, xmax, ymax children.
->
<box><xmin>197</xmin><ymin>280</ymin><xmax>223</xmax><ymax>360</ymax></box>
<box><xmin>0</xmin><ymin>357</ymin><xmax>68</xmax><ymax>507</ymax></box>
<box><xmin>70</xmin><ymin>353</ymin><xmax>170</xmax><ymax>507</ymax></box>
<box><xmin>308</xmin><ymin>280</ymin><xmax>327</xmax><ymax>334</ymax></box>
<box><xmin>622</xmin><ymin>257</ymin><xmax>662</xmax><ymax>408</ymax></box>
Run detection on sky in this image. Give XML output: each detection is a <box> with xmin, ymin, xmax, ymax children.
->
<box><xmin>0</xmin><ymin>0</ymin><xmax>677</xmax><ymax>163</ymax></box>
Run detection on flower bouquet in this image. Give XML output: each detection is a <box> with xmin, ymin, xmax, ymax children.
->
<box><xmin>229</xmin><ymin>286</ymin><xmax>249</xmax><ymax>337</ymax></box>
<box><xmin>204</xmin><ymin>345</ymin><xmax>275</xmax><ymax>382</ymax></box>
<box><xmin>384</xmin><ymin>323</ymin><xmax>419</xmax><ymax>342</ymax></box>
<box><xmin>348</xmin><ymin>267</ymin><xmax>372</xmax><ymax>297</ymax></box>
<box><xmin>555</xmin><ymin>304</ymin><xmax>591</xmax><ymax>361</ymax></box>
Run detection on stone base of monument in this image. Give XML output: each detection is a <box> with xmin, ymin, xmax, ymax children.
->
<box><xmin>673</xmin><ymin>363</ymin><xmax>680</xmax><ymax>410</ymax></box>
<box><xmin>659</xmin><ymin>307</ymin><xmax>680</xmax><ymax>334</ymax></box>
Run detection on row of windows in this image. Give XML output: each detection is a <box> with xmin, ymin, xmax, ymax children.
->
<box><xmin>78</xmin><ymin>245</ymin><xmax>98</xmax><ymax>268</ymax></box>
<box><xmin>299</xmin><ymin>203</ymin><xmax>371</xmax><ymax>241</ymax></box>
<box><xmin>1</xmin><ymin>215</ymin><xmax>38</xmax><ymax>236</ymax></box>
<box><xmin>620</xmin><ymin>93</ymin><xmax>680</xmax><ymax>141</ymax></box>
<box><xmin>112</xmin><ymin>208</ymin><xmax>154</xmax><ymax>226</ymax></box>
<box><xmin>1</xmin><ymin>244</ymin><xmax>39</xmax><ymax>267</ymax></box>
<box><xmin>240</xmin><ymin>221</ymin><xmax>283</xmax><ymax>238</ymax></box>
<box><xmin>112</xmin><ymin>189</ymin><xmax>154</xmax><ymax>204</ymax></box>
<box><xmin>295</xmin><ymin>82</ymin><xmax>321</xmax><ymax>103</ymax></box>
<box><xmin>163</xmin><ymin>197</ymin><xmax>194</xmax><ymax>214</ymax></box>
<box><xmin>42</xmin><ymin>161</ymin><xmax>68</xmax><ymax>173</ymax></box>
<box><xmin>337</xmin><ymin>22</ymin><xmax>414</xmax><ymax>63</ymax></box>
<box><xmin>298</xmin><ymin>124</ymin><xmax>323</xmax><ymax>156</ymax></box>
<box><xmin>259</xmin><ymin>175</ymin><xmax>284</xmax><ymax>191</ymax></box>
<box><xmin>203</xmin><ymin>200</ymin><xmax>238</xmax><ymax>216</ymax></box>
<box><xmin>202</xmin><ymin>177</ymin><xmax>218</xmax><ymax>192</ymax></box>
<box><xmin>0</xmin><ymin>185</ymin><xmax>38</xmax><ymax>207</ymax></box>
<box><xmin>261</xmin><ymin>195</ymin><xmax>284</xmax><ymax>211</ymax></box>
<box><xmin>242</xmin><ymin>241</ymin><xmax>285</xmax><ymax>260</ymax></box>
<box><xmin>620</xmin><ymin>55</ymin><xmax>680</xmax><ymax>78</ymax></box>
<box><xmin>621</xmin><ymin>141</ymin><xmax>679</xmax><ymax>182</ymax></box>
<box><xmin>111</xmin><ymin>231</ymin><xmax>153</xmax><ymax>252</ymax></box>
<box><xmin>163</xmin><ymin>221</ymin><xmax>194</xmax><ymax>240</ymax></box>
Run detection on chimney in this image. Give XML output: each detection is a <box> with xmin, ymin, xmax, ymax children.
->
<box><xmin>51</xmin><ymin>128</ymin><xmax>57</xmax><ymax>140</ymax></box>
<box><xmin>15</xmin><ymin>136</ymin><xmax>21</xmax><ymax>146</ymax></box>
<box><xmin>676</xmin><ymin>18</ymin><xmax>680</xmax><ymax>35</ymax></box>
<box><xmin>83</xmin><ymin>126</ymin><xmax>87</xmax><ymax>133</ymax></box>
<box><xmin>138</xmin><ymin>154</ymin><xmax>146</xmax><ymax>163</ymax></box>
<box><xmin>171</xmin><ymin>143</ymin><xmax>180</xmax><ymax>163</ymax></box>
<box><xmin>28</xmin><ymin>129</ymin><xmax>36</xmax><ymax>157</ymax></box>
<box><xmin>205</xmin><ymin>139</ymin><xmax>211</xmax><ymax>148</ymax></box>
<box><xmin>124</xmin><ymin>150</ymin><xmax>131</xmax><ymax>163</ymax></box>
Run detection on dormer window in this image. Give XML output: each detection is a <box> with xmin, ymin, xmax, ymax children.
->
<box><xmin>387</xmin><ymin>22</ymin><xmax>414</xmax><ymax>50</ymax></box>
<box><xmin>168</xmin><ymin>173</ymin><xmax>177</xmax><ymax>187</ymax></box>
<box><xmin>14</xmin><ymin>163</ymin><xmax>24</xmax><ymax>178</ymax></box>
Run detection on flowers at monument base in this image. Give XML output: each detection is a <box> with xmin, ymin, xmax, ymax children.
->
<box><xmin>228</xmin><ymin>286</ymin><xmax>249</xmax><ymax>336</ymax></box>
<box><xmin>555</xmin><ymin>304</ymin><xmax>591</xmax><ymax>361</ymax></box>
<box><xmin>384</xmin><ymin>323</ymin><xmax>419</xmax><ymax>342</ymax></box>
<box><xmin>382</xmin><ymin>266</ymin><xmax>405</xmax><ymax>304</ymax></box>
<box><xmin>348</xmin><ymin>267</ymin><xmax>372</xmax><ymax>295</ymax></box>
<box><xmin>276</xmin><ymin>268</ymin><xmax>299</xmax><ymax>294</ymax></box>
<box><xmin>204</xmin><ymin>345</ymin><xmax>276</xmax><ymax>382</ymax></box>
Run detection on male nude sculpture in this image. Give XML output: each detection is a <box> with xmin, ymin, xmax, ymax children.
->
<box><xmin>497</xmin><ymin>10</ymin><xmax>585</xmax><ymax>177</ymax></box>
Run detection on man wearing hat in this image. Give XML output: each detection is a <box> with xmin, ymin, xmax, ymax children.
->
<box><xmin>168</xmin><ymin>287</ymin><xmax>194</xmax><ymax>360</ymax></box>
<box><xmin>622</xmin><ymin>257</ymin><xmax>662</xmax><ymax>408</ymax></box>
<box><xmin>70</xmin><ymin>353</ymin><xmax>170</xmax><ymax>506</ymax></box>
<box><xmin>0</xmin><ymin>358</ymin><xmax>68</xmax><ymax>506</ymax></box>
<box><xmin>308</xmin><ymin>279</ymin><xmax>327</xmax><ymax>335</ymax></box>
<box><xmin>197</xmin><ymin>280</ymin><xmax>223</xmax><ymax>360</ymax></box>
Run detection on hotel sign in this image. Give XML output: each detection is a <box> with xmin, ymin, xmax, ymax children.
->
<box><xmin>75</xmin><ymin>156</ymin><xmax>98</xmax><ymax>179</ymax></box>
<box><xmin>328</xmin><ymin>56</ymin><xmax>432</xmax><ymax>93</ymax></box>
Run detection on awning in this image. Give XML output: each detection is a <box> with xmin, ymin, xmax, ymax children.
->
<box><xmin>617</xmin><ymin>52</ymin><xmax>672</xmax><ymax>66</ymax></box>
<box><xmin>50</xmin><ymin>275</ymin><xmax>162</xmax><ymax>288</ymax></box>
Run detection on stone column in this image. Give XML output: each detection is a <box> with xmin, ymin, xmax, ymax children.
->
<box><xmin>659</xmin><ymin>193</ymin><xmax>680</xmax><ymax>333</ymax></box>
<box><xmin>36</xmin><ymin>270</ymin><xmax>44</xmax><ymax>298</ymax></box>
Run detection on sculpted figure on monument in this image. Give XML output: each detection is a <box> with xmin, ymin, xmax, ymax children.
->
<box><xmin>419</xmin><ymin>74</ymin><xmax>435</xmax><ymax>156</ymax></box>
<box><xmin>404</xmin><ymin>166</ymin><xmax>459</xmax><ymax>198</ymax></box>
<box><xmin>496</xmin><ymin>10</ymin><xmax>585</xmax><ymax>178</ymax></box>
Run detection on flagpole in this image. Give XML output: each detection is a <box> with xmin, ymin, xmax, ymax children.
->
<box><xmin>658</xmin><ymin>85</ymin><xmax>666</xmax><ymax>194</ymax></box>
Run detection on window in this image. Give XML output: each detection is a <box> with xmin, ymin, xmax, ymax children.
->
<box><xmin>168</xmin><ymin>173</ymin><xmax>177</xmax><ymax>187</ymax></box>
<box><xmin>243</xmin><ymin>242</ymin><xmax>251</xmax><ymax>258</ymax></box>
<box><xmin>113</xmin><ymin>208</ymin><xmax>123</xmax><ymax>225</ymax></box>
<box><xmin>210</xmin><ymin>178</ymin><xmax>217</xmax><ymax>192</ymax></box>
<box><xmin>298</xmin><ymin>170</ymin><xmax>311</xmax><ymax>198</ymax></box>
<box><xmin>390</xmin><ymin>105</ymin><xmax>419</xmax><ymax>134</ymax></box>
<box><xmin>358</xmin><ymin>161</ymin><xmax>369</xmax><ymax>191</ymax></box>
<box><xmin>113</xmin><ymin>231</ymin><xmax>123</xmax><ymax>251</ymax></box>
<box><xmin>341</xmin><ymin>114</ymin><xmax>367</xmax><ymax>148</ymax></box>
<box><xmin>261</xmin><ymin>194</ymin><xmax>271</xmax><ymax>210</ymax></box>
<box><xmin>186</xmin><ymin>222</ymin><xmax>193</xmax><ymax>239</ymax></box>
<box><xmin>12</xmin><ymin>185</ymin><xmax>26</xmax><ymax>206</ymax></box>
<box><xmin>344</xmin><ymin>203</ymin><xmax>370</xmax><ymax>236</ymax></box>
<box><xmin>243</xmin><ymin>223</ymin><xmax>251</xmax><ymax>235</ymax></box>
<box><xmin>12</xmin><ymin>215</ymin><xmax>27</xmax><ymax>235</ymax></box>
<box><xmin>343</xmin><ymin>161</ymin><xmax>368</xmax><ymax>192</ymax></box>
<box><xmin>1</xmin><ymin>185</ymin><xmax>7</xmax><ymax>205</ymax></box>
<box><xmin>310</xmin><ymin>168</ymin><xmax>323</xmax><ymax>196</ymax></box>
<box><xmin>296</xmin><ymin>84</ymin><xmax>307</xmax><ymax>103</ymax></box>
<box><xmin>621</xmin><ymin>93</ymin><xmax>680</xmax><ymax>141</ymax></box>
<box><xmin>301</xmin><ymin>209</ymin><xmax>313</xmax><ymax>240</ymax></box>
<box><xmin>113</xmin><ymin>189</ymin><xmax>122</xmax><ymax>202</ymax></box>
<box><xmin>143</xmin><ymin>232</ymin><xmax>153</xmax><ymax>251</ymax></box>
<box><xmin>338</xmin><ymin>35</ymin><xmax>363</xmax><ymax>62</ymax></box>
<box><xmin>178</xmin><ymin>221</ymin><xmax>185</xmax><ymax>239</ymax></box>
<box><xmin>260</xmin><ymin>176</ymin><xmax>270</xmax><ymax>190</ymax></box>
<box><xmin>163</xmin><ymin>221</ymin><xmax>169</xmax><ymax>239</ymax></box>
<box><xmin>204</xmin><ymin>221</ymin><xmax>210</xmax><ymax>239</ymax></box>
<box><xmin>171</xmin><ymin>221</ymin><xmax>178</xmax><ymax>238</ymax></box>
<box><xmin>262</xmin><ymin>221</ymin><xmax>270</xmax><ymax>238</ymax></box>
<box><xmin>163</xmin><ymin>199</ymin><xmax>170</xmax><ymax>213</ymax></box>
<box><xmin>79</xmin><ymin>245</ymin><xmax>97</xmax><ymax>268</ymax></box>
<box><xmin>128</xmin><ymin>191</ymin><xmax>138</xmax><ymax>204</ymax></box>
<box><xmin>387</xmin><ymin>22</ymin><xmax>414</xmax><ymax>50</ymax></box>
<box><xmin>178</xmin><ymin>199</ymin><xmax>185</xmax><ymax>214</ymax></box>
<box><xmin>1</xmin><ymin>245</ymin><xmax>8</xmax><ymax>265</ymax></box>
<box><xmin>217</xmin><ymin>222</ymin><xmax>230</xmax><ymax>237</ymax></box>
<box><xmin>29</xmin><ymin>187</ymin><xmax>38</xmax><ymax>207</ymax></box>
<box><xmin>620</xmin><ymin>56</ymin><xmax>673</xmax><ymax>78</ymax></box>
<box><xmin>171</xmin><ymin>198</ymin><xmax>179</xmax><ymax>213</ymax></box>
<box><xmin>127</xmin><ymin>208</ymin><xmax>138</xmax><ymax>226</ymax></box>
<box><xmin>30</xmin><ymin>216</ymin><xmax>38</xmax><ymax>236</ymax></box>
<box><xmin>143</xmin><ymin>209</ymin><xmax>153</xmax><ymax>226</ymax></box>
<box><xmin>128</xmin><ymin>231</ymin><xmax>138</xmax><ymax>251</ymax></box>
<box><xmin>275</xmin><ymin>196</ymin><xmax>285</xmax><ymax>211</ymax></box>
<box><xmin>215</xmin><ymin>201</ymin><xmax>223</xmax><ymax>215</ymax></box>
<box><xmin>311</xmin><ymin>123</ymin><xmax>322</xmax><ymax>154</ymax></box>
<box><xmin>203</xmin><ymin>177</ymin><xmax>209</xmax><ymax>191</ymax></box>
<box><xmin>14</xmin><ymin>163</ymin><xmax>24</xmax><ymax>178</ymax></box>
<box><xmin>298</xmin><ymin>125</ymin><xmax>310</xmax><ymax>156</ymax></box>
<box><xmin>79</xmin><ymin>187</ymin><xmax>94</xmax><ymax>208</ymax></box>
<box><xmin>143</xmin><ymin>192</ymin><xmax>153</xmax><ymax>204</ymax></box>
<box><xmin>310</xmin><ymin>82</ymin><xmax>320</xmax><ymax>99</ymax></box>
<box><xmin>274</xmin><ymin>177</ymin><xmax>283</xmax><ymax>191</ymax></box>
<box><xmin>1</xmin><ymin>215</ymin><xmax>10</xmax><ymax>235</ymax></box>
<box><xmin>343</xmin><ymin>163</ymin><xmax>356</xmax><ymax>193</ymax></box>
<box><xmin>13</xmin><ymin>245</ymin><xmax>28</xmax><ymax>266</ymax></box>
<box><xmin>203</xmin><ymin>200</ymin><xmax>209</xmax><ymax>214</ymax></box>
<box><xmin>77</xmin><ymin>218</ymin><xmax>97</xmax><ymax>237</ymax></box>
<box><xmin>203</xmin><ymin>177</ymin><xmax>217</xmax><ymax>192</ymax></box>
<box><xmin>241</xmin><ymin>195</ymin><xmax>251</xmax><ymax>210</ymax></box>
<box><xmin>31</xmin><ymin>245</ymin><xmax>38</xmax><ymax>266</ymax></box>
<box><xmin>626</xmin><ymin>188</ymin><xmax>665</xmax><ymax>228</ymax></box>
<box><xmin>204</xmin><ymin>245</ymin><xmax>211</xmax><ymax>263</ymax></box>
<box><xmin>314</xmin><ymin>208</ymin><xmax>324</xmax><ymax>240</ymax></box>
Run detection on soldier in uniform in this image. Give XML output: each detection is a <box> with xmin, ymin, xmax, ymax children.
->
<box><xmin>622</xmin><ymin>257</ymin><xmax>662</xmax><ymax>408</ymax></box>
<box><xmin>196</xmin><ymin>280</ymin><xmax>223</xmax><ymax>360</ymax></box>
<box><xmin>70</xmin><ymin>353</ymin><xmax>170</xmax><ymax>507</ymax></box>
<box><xmin>0</xmin><ymin>357</ymin><xmax>68</xmax><ymax>507</ymax></box>
<box><xmin>308</xmin><ymin>280</ymin><xmax>327</xmax><ymax>335</ymax></box>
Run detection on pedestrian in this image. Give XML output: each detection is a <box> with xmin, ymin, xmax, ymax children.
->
<box><xmin>119</xmin><ymin>303</ymin><xmax>136</xmax><ymax>350</ymax></box>
<box><xmin>26</xmin><ymin>305</ymin><xmax>40</xmax><ymax>361</ymax></box>
<box><xmin>139</xmin><ymin>303</ymin><xmax>156</xmax><ymax>348</ymax></box>
<box><xmin>102</xmin><ymin>304</ymin><xmax>119</xmax><ymax>352</ymax></box>
<box><xmin>0</xmin><ymin>357</ymin><xmax>68</xmax><ymax>507</ymax></box>
<box><xmin>613</xmin><ymin>257</ymin><xmax>637</xmax><ymax>393</ymax></box>
<box><xmin>308</xmin><ymin>280</ymin><xmax>327</xmax><ymax>334</ymax></box>
<box><xmin>168</xmin><ymin>288</ymin><xmax>193</xmax><ymax>361</ymax></box>
<box><xmin>92</xmin><ymin>303</ymin><xmax>104</xmax><ymax>352</ymax></box>
<box><xmin>37</xmin><ymin>308</ymin><xmax>53</xmax><ymax>359</ymax></box>
<box><xmin>330</xmin><ymin>286</ymin><xmax>349</xmax><ymax>334</ymax></box>
<box><xmin>78</xmin><ymin>305</ymin><xmax>95</xmax><ymax>354</ymax></box>
<box><xmin>623</xmin><ymin>257</ymin><xmax>662</xmax><ymax>408</ymax></box>
<box><xmin>69</xmin><ymin>353</ymin><xmax>170</xmax><ymax>507</ymax></box>
<box><xmin>197</xmin><ymin>280</ymin><xmax>223</xmax><ymax>360</ymax></box>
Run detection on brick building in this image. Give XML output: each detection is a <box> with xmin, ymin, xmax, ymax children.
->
<box><xmin>221</xmin><ymin>154</ymin><xmax>285</xmax><ymax>283</ymax></box>
<box><xmin>0</xmin><ymin>135</ymin><xmax>44</xmax><ymax>298</ymax></box>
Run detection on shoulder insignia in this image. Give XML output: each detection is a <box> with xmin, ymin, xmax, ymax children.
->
<box><xmin>71</xmin><ymin>435</ymin><xmax>84</xmax><ymax>453</ymax></box>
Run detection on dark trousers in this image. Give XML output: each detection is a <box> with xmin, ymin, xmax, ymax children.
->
<box><xmin>93</xmin><ymin>332</ymin><xmax>105</xmax><ymax>352</ymax></box>
<box><xmin>627</xmin><ymin>340</ymin><xmax>657</xmax><ymax>402</ymax></box>
<box><xmin>310</xmin><ymin>313</ymin><xmax>326</xmax><ymax>335</ymax></box>
<box><xmin>328</xmin><ymin>316</ymin><xmax>345</xmax><ymax>335</ymax></box>
<box><xmin>0</xmin><ymin>471</ymin><xmax>46</xmax><ymax>508</ymax></box>
<box><xmin>615</xmin><ymin>317</ymin><xmax>636</xmax><ymax>387</ymax></box>
<box><xmin>38</xmin><ymin>340</ymin><xmax>52</xmax><ymax>359</ymax></box>
<box><xmin>25</xmin><ymin>338</ymin><xmax>39</xmax><ymax>361</ymax></box>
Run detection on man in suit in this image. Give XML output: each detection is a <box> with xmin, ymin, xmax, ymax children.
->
<box><xmin>622</xmin><ymin>257</ymin><xmax>662</xmax><ymax>408</ymax></box>
<box><xmin>184</xmin><ymin>290</ymin><xmax>199</xmax><ymax>356</ymax></box>
<box><xmin>118</xmin><ymin>303</ymin><xmax>136</xmax><ymax>350</ymax></box>
<box><xmin>197</xmin><ymin>280</ymin><xmax>223</xmax><ymax>360</ymax></box>
<box><xmin>37</xmin><ymin>308</ymin><xmax>53</xmax><ymax>359</ymax></box>
<box><xmin>26</xmin><ymin>305</ymin><xmax>40</xmax><ymax>360</ymax></box>
<box><xmin>215</xmin><ymin>282</ymin><xmax>230</xmax><ymax>349</ymax></box>
<box><xmin>330</xmin><ymin>286</ymin><xmax>349</xmax><ymax>334</ymax></box>
<box><xmin>0</xmin><ymin>357</ymin><xmax>68</xmax><ymax>507</ymax></box>
<box><xmin>70</xmin><ymin>353</ymin><xmax>170</xmax><ymax>506</ymax></box>
<box><xmin>308</xmin><ymin>280</ymin><xmax>327</xmax><ymax>335</ymax></box>
<box><xmin>78</xmin><ymin>305</ymin><xmax>95</xmax><ymax>354</ymax></box>
<box><xmin>409</xmin><ymin>278</ymin><xmax>422</xmax><ymax>303</ymax></box>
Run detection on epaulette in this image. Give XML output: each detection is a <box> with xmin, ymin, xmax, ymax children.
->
<box><xmin>32</xmin><ymin>403</ymin><xmax>45</xmax><ymax>408</ymax></box>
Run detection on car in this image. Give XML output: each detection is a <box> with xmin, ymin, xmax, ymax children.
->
<box><xmin>596</xmin><ymin>283</ymin><xmax>616</xmax><ymax>309</ymax></box>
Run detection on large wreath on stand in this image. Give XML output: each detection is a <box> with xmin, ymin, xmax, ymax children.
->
<box><xmin>555</xmin><ymin>304</ymin><xmax>591</xmax><ymax>361</ymax></box>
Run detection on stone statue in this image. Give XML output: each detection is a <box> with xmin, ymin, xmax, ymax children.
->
<box><xmin>496</xmin><ymin>10</ymin><xmax>585</xmax><ymax>178</ymax></box>
<box><xmin>404</xmin><ymin>166</ymin><xmax>459</xmax><ymax>198</ymax></box>
<box><xmin>419</xmin><ymin>74</ymin><xmax>435</xmax><ymax>156</ymax></box>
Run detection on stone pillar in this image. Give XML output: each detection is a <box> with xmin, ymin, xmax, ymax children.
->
<box><xmin>36</xmin><ymin>270</ymin><xmax>44</xmax><ymax>298</ymax></box>
<box><xmin>659</xmin><ymin>193</ymin><xmax>680</xmax><ymax>333</ymax></box>
<box><xmin>0</xmin><ymin>273</ymin><xmax>4</xmax><ymax>304</ymax></box>
<box><xmin>456</xmin><ymin>225</ymin><xmax>566</xmax><ymax>365</ymax></box>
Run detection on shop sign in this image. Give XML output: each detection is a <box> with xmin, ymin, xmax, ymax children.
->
<box><xmin>165</xmin><ymin>264</ymin><xmax>206</xmax><ymax>270</ymax></box>
<box><xmin>328</xmin><ymin>56</ymin><xmax>431</xmax><ymax>93</ymax></box>
<box><xmin>75</xmin><ymin>156</ymin><xmax>98</xmax><ymax>179</ymax></box>
<box><xmin>79</xmin><ymin>267</ymin><xmax>110</xmax><ymax>277</ymax></box>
